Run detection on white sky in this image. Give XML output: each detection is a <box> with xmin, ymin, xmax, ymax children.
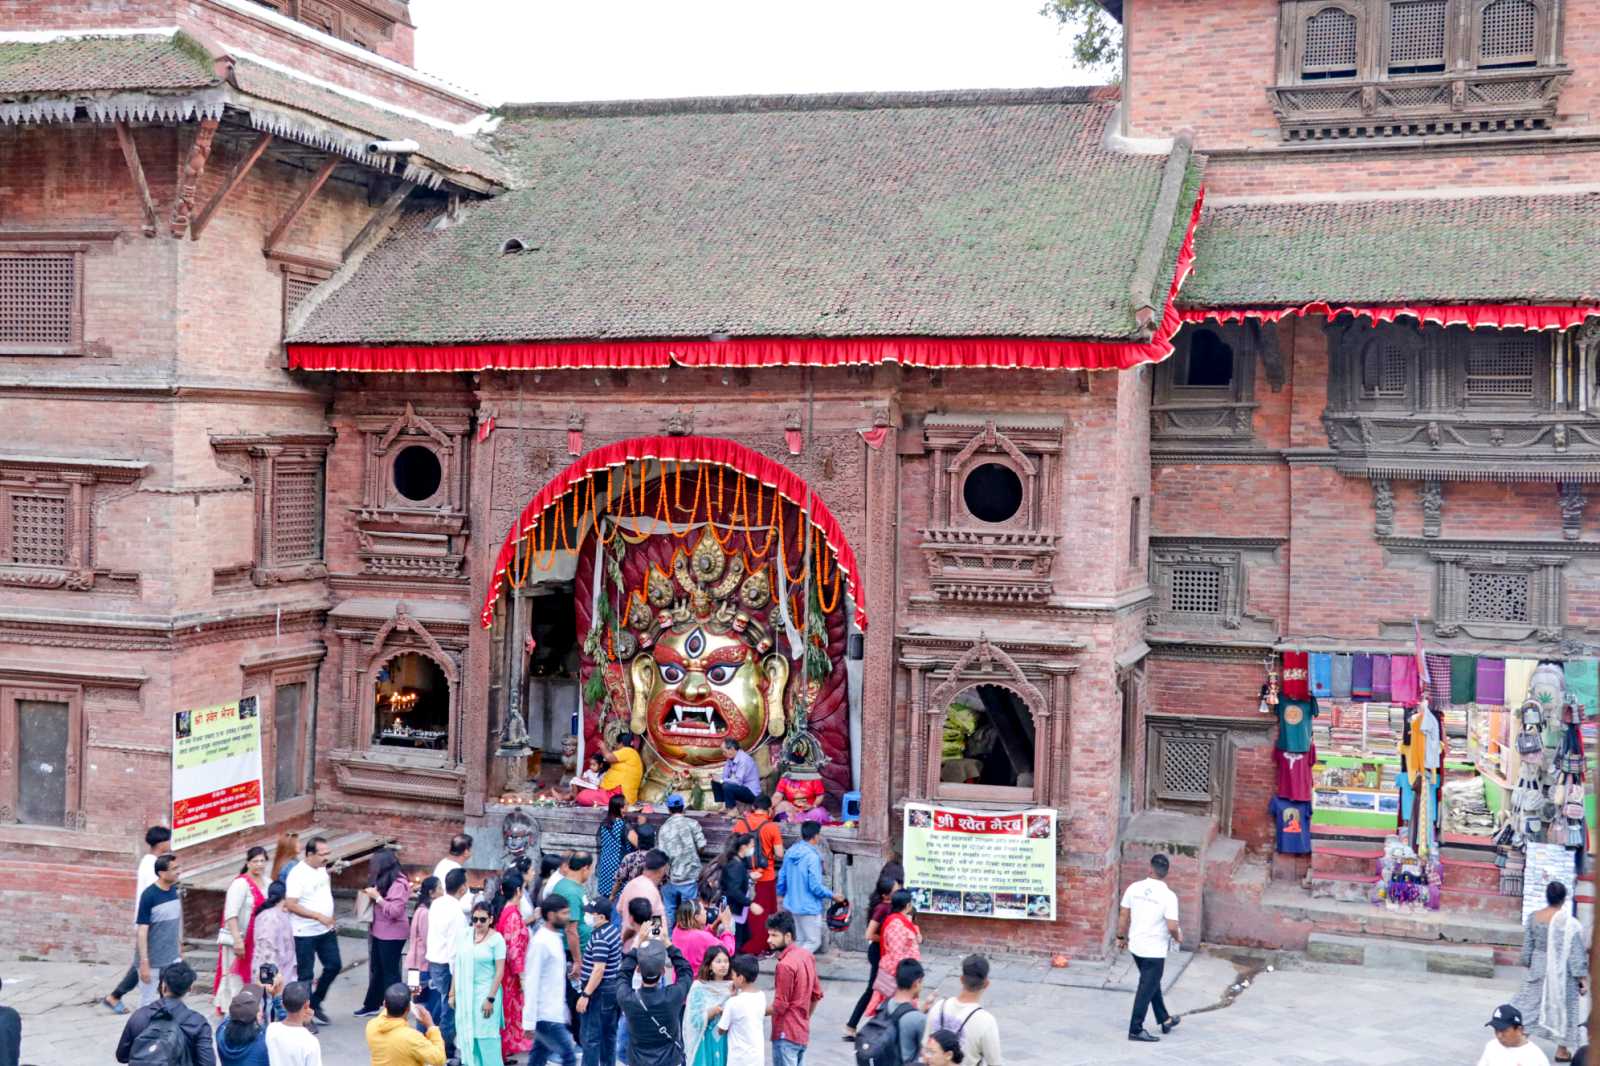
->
<box><xmin>408</xmin><ymin>0</ymin><xmax>1098</xmax><ymax>105</ymax></box>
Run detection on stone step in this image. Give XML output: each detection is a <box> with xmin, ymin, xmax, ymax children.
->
<box><xmin>1310</xmin><ymin>845</ymin><xmax>1503</xmax><ymax>892</ymax></box>
<box><xmin>1260</xmin><ymin>881</ymin><xmax>1523</xmax><ymax>948</ymax></box>
<box><xmin>1305</xmin><ymin>872</ymin><xmax>1521</xmax><ymax>918</ymax></box>
<box><xmin>1306</xmin><ymin>932</ymin><xmax>1497</xmax><ymax>978</ymax></box>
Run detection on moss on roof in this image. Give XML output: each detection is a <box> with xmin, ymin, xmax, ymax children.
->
<box><xmin>0</xmin><ymin>33</ymin><xmax>218</xmax><ymax>95</ymax></box>
<box><xmin>294</xmin><ymin>88</ymin><xmax>1201</xmax><ymax>346</ymax></box>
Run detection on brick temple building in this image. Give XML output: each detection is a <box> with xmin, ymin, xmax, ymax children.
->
<box><xmin>0</xmin><ymin>0</ymin><xmax>1596</xmax><ymax>962</ymax></box>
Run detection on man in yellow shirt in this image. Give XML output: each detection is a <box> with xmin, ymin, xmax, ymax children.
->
<box><xmin>366</xmin><ymin>983</ymin><xmax>446</xmax><ymax>1066</ymax></box>
<box><xmin>599</xmin><ymin>732</ymin><xmax>644</xmax><ymax>805</ymax></box>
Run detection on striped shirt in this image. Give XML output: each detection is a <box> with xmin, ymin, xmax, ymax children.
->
<box><xmin>582</xmin><ymin>920</ymin><xmax>623</xmax><ymax>991</ymax></box>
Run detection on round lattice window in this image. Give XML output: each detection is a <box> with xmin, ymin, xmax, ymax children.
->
<box><xmin>393</xmin><ymin>445</ymin><xmax>443</xmax><ymax>502</ymax></box>
<box><xmin>962</xmin><ymin>462</ymin><xmax>1023</xmax><ymax>524</ymax></box>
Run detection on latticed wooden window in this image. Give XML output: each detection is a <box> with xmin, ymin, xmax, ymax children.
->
<box><xmin>1169</xmin><ymin>566</ymin><xmax>1223</xmax><ymax>615</ymax></box>
<box><xmin>1379</xmin><ymin>344</ymin><xmax>1410</xmax><ymax>396</ymax></box>
<box><xmin>1481</xmin><ymin>0</ymin><xmax>1539</xmax><ymax>66</ymax></box>
<box><xmin>0</xmin><ymin>254</ymin><xmax>79</xmax><ymax>351</ymax></box>
<box><xmin>1388</xmin><ymin>0</ymin><xmax>1447</xmax><ymax>72</ymax></box>
<box><xmin>1304</xmin><ymin>7</ymin><xmax>1360</xmax><ymax>77</ymax></box>
<box><xmin>8</xmin><ymin>493</ymin><xmax>68</xmax><ymax>567</ymax></box>
<box><xmin>284</xmin><ymin>274</ymin><xmax>320</xmax><ymax>315</ymax></box>
<box><xmin>1465</xmin><ymin>334</ymin><xmax>1537</xmax><ymax>398</ymax></box>
<box><xmin>271</xmin><ymin>467</ymin><xmax>322</xmax><ymax>564</ymax></box>
<box><xmin>1159</xmin><ymin>735</ymin><xmax>1214</xmax><ymax>802</ymax></box>
<box><xmin>1466</xmin><ymin>571</ymin><xmax>1531</xmax><ymax>623</ymax></box>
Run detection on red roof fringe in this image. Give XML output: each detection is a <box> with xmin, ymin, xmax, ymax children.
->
<box><xmin>480</xmin><ymin>435</ymin><xmax>867</xmax><ymax>631</ymax></box>
<box><xmin>287</xmin><ymin>192</ymin><xmax>1205</xmax><ymax>374</ymax></box>
<box><xmin>1180</xmin><ymin>303</ymin><xmax>1599</xmax><ymax>332</ymax></box>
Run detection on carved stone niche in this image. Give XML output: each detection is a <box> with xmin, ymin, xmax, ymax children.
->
<box><xmin>918</xmin><ymin>415</ymin><xmax>1063</xmax><ymax>604</ymax></box>
<box><xmin>327</xmin><ymin>597</ymin><xmax>469</xmax><ymax>803</ymax></box>
<box><xmin>899</xmin><ymin>633</ymin><xmax>1079</xmax><ymax>810</ymax></box>
<box><xmin>353</xmin><ymin>404</ymin><xmax>472</xmax><ymax>583</ymax></box>
<box><xmin>0</xmin><ymin>454</ymin><xmax>146</xmax><ymax>593</ymax></box>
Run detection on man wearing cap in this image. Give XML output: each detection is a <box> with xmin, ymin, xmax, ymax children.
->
<box><xmin>215</xmin><ymin>987</ymin><xmax>269</xmax><ymax>1066</ymax></box>
<box><xmin>657</xmin><ymin>794</ymin><xmax>707</xmax><ymax>936</ymax></box>
<box><xmin>616</xmin><ymin>925</ymin><xmax>692</xmax><ymax>1066</ymax></box>
<box><xmin>1479</xmin><ymin>1005</ymin><xmax>1551</xmax><ymax>1066</ymax></box>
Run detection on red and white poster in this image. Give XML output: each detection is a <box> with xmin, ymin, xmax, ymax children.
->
<box><xmin>171</xmin><ymin>697</ymin><xmax>265</xmax><ymax>849</ymax></box>
<box><xmin>903</xmin><ymin>802</ymin><xmax>1056</xmax><ymax>921</ymax></box>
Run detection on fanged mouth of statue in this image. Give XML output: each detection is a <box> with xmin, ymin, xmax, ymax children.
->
<box><xmin>659</xmin><ymin>702</ymin><xmax>730</xmax><ymax>740</ymax></box>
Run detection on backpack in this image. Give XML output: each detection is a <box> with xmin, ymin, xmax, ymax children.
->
<box><xmin>734</xmin><ymin>817</ymin><xmax>771</xmax><ymax>869</ymax></box>
<box><xmin>855</xmin><ymin>1002</ymin><xmax>915</xmax><ymax>1066</ymax></box>
<box><xmin>128</xmin><ymin>1005</ymin><xmax>192</xmax><ymax>1066</ymax></box>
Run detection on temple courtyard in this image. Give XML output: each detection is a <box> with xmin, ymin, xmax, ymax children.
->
<box><xmin>8</xmin><ymin>944</ymin><xmax>1524</xmax><ymax>1064</ymax></box>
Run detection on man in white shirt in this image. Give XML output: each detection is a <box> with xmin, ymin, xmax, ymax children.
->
<box><xmin>425</xmin><ymin>868</ymin><xmax>469</xmax><ymax>1060</ymax></box>
<box><xmin>284</xmin><ymin>836</ymin><xmax>340</xmax><ymax>1027</ymax></box>
<box><xmin>924</xmin><ymin>954</ymin><xmax>1003</xmax><ymax>1066</ymax></box>
<box><xmin>103</xmin><ymin>825</ymin><xmax>170</xmax><ymax>1014</ymax></box>
<box><xmin>714</xmin><ymin>953</ymin><xmax>767</xmax><ymax>1066</ymax></box>
<box><xmin>432</xmin><ymin>834</ymin><xmax>472</xmax><ymax>888</ymax></box>
<box><xmin>1477</xmin><ymin>1004</ymin><xmax>1551</xmax><ymax>1066</ymax></box>
<box><xmin>266</xmin><ymin>980</ymin><xmax>323</xmax><ymax>1065</ymax></box>
<box><xmin>522</xmin><ymin>896</ymin><xmax>579</xmax><ymax>1066</ymax></box>
<box><xmin>1117</xmin><ymin>853</ymin><xmax>1182</xmax><ymax>1043</ymax></box>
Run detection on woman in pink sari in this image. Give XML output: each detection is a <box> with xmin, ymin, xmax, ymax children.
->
<box><xmin>495</xmin><ymin>871</ymin><xmax>532</xmax><ymax>1059</ymax></box>
<box><xmin>213</xmin><ymin>846</ymin><xmax>269</xmax><ymax>1014</ymax></box>
<box><xmin>866</xmin><ymin>889</ymin><xmax>921</xmax><ymax>1017</ymax></box>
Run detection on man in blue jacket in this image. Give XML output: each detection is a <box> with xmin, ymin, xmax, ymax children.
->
<box><xmin>775</xmin><ymin>821</ymin><xmax>843</xmax><ymax>953</ymax></box>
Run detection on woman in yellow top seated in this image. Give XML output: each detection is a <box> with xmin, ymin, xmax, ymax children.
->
<box><xmin>577</xmin><ymin>731</ymin><xmax>644</xmax><ymax>806</ymax></box>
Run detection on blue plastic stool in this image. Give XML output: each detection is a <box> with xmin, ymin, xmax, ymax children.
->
<box><xmin>842</xmin><ymin>790</ymin><xmax>861</xmax><ymax>821</ymax></box>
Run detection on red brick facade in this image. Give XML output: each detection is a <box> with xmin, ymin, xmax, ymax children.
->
<box><xmin>1</xmin><ymin>0</ymin><xmax>1596</xmax><ymax>965</ymax></box>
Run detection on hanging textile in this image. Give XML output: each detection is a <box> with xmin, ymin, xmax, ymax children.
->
<box><xmin>1425</xmin><ymin>654</ymin><xmax>1452</xmax><ymax>708</ymax></box>
<box><xmin>1476</xmin><ymin>659</ymin><xmax>1506</xmax><ymax>706</ymax></box>
<box><xmin>1391</xmin><ymin>655</ymin><xmax>1420</xmax><ymax>706</ymax></box>
<box><xmin>1449</xmin><ymin>655</ymin><xmax>1478</xmax><ymax>705</ymax></box>
<box><xmin>1310</xmin><ymin>653</ymin><xmax>1333</xmax><ymax>699</ymax></box>
<box><xmin>1331</xmin><ymin>654</ymin><xmax>1353</xmax><ymax>701</ymax></box>
<box><xmin>1372</xmin><ymin>655</ymin><xmax>1393</xmax><ymax>702</ymax></box>
<box><xmin>1281</xmin><ymin>651</ymin><xmax>1310</xmax><ymax>700</ymax></box>
<box><xmin>1505</xmin><ymin>659</ymin><xmax>1539</xmax><ymax>708</ymax></box>
<box><xmin>1351</xmin><ymin>653</ymin><xmax>1374</xmax><ymax>700</ymax></box>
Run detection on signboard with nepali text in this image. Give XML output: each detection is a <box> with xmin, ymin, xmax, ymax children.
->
<box><xmin>171</xmin><ymin>697</ymin><xmax>265</xmax><ymax>849</ymax></box>
<box><xmin>903</xmin><ymin>802</ymin><xmax>1056</xmax><ymax>921</ymax></box>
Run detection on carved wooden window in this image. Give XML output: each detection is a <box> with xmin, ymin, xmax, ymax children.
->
<box><xmin>0</xmin><ymin>683</ymin><xmax>82</xmax><ymax>829</ymax></box>
<box><xmin>1466</xmin><ymin>570</ymin><xmax>1531</xmax><ymax>622</ymax></box>
<box><xmin>1148</xmin><ymin>722</ymin><xmax>1223</xmax><ymax>807</ymax></box>
<box><xmin>1169</xmin><ymin>566</ymin><xmax>1224</xmax><ymax>615</ymax></box>
<box><xmin>1304</xmin><ymin>6</ymin><xmax>1361</xmax><ymax>78</ymax></box>
<box><xmin>0</xmin><ymin>251</ymin><xmax>83</xmax><ymax>356</ymax></box>
<box><xmin>271</xmin><ymin>463</ymin><xmax>323</xmax><ymax>565</ymax></box>
<box><xmin>1481</xmin><ymin>0</ymin><xmax>1539</xmax><ymax>66</ymax></box>
<box><xmin>1150</xmin><ymin>543</ymin><xmax>1247</xmax><ymax>631</ymax></box>
<box><xmin>1464</xmin><ymin>332</ymin><xmax>1537</xmax><ymax>399</ymax></box>
<box><xmin>1388</xmin><ymin>0</ymin><xmax>1448</xmax><ymax>73</ymax></box>
<box><xmin>1129</xmin><ymin>496</ymin><xmax>1142</xmax><ymax>569</ymax></box>
<box><xmin>272</xmin><ymin>679</ymin><xmax>315</xmax><ymax>802</ymax></box>
<box><xmin>1432</xmin><ymin>550</ymin><xmax>1564</xmax><ymax>640</ymax></box>
<box><xmin>1152</xmin><ymin>323</ymin><xmax>1262</xmax><ymax>447</ymax></box>
<box><xmin>5</xmin><ymin>490</ymin><xmax>67</xmax><ymax>567</ymax></box>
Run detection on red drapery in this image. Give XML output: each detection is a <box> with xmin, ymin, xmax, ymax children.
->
<box><xmin>1180</xmin><ymin>303</ymin><xmax>1599</xmax><ymax>332</ymax></box>
<box><xmin>481</xmin><ymin>435</ymin><xmax>867</xmax><ymax>630</ymax></box>
<box><xmin>287</xmin><ymin>192</ymin><xmax>1205</xmax><ymax>374</ymax></box>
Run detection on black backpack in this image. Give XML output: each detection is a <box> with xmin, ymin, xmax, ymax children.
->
<box><xmin>128</xmin><ymin>1005</ymin><xmax>192</xmax><ymax>1066</ymax></box>
<box><xmin>855</xmin><ymin>1002</ymin><xmax>915</xmax><ymax>1066</ymax></box>
<box><xmin>734</xmin><ymin>818</ymin><xmax>770</xmax><ymax>869</ymax></box>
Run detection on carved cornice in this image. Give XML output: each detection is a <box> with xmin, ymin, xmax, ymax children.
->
<box><xmin>0</xmin><ymin>660</ymin><xmax>147</xmax><ymax>688</ymax></box>
<box><xmin>1146</xmin><ymin>637</ymin><xmax>1279</xmax><ymax>663</ymax></box>
<box><xmin>328</xmin><ymin>749</ymin><xmax>467</xmax><ymax>804</ymax></box>
<box><xmin>1379</xmin><ymin>536</ymin><xmax>1600</xmax><ymax>556</ymax></box>
<box><xmin>1147</xmin><ymin>710</ymin><xmax>1274</xmax><ymax>734</ymax></box>
<box><xmin>0</xmin><ymin>604</ymin><xmax>327</xmax><ymax>651</ymax></box>
<box><xmin>1323</xmin><ymin>412</ymin><xmax>1600</xmax><ymax>482</ymax></box>
<box><xmin>1151</xmin><ymin>449</ymin><xmax>1286</xmax><ymax>465</ymax></box>
<box><xmin>0</xmin><ymin>454</ymin><xmax>148</xmax><ymax>483</ymax></box>
<box><xmin>1148</xmin><ymin>535</ymin><xmax>1286</xmax><ymax>553</ymax></box>
<box><xmin>1267</xmin><ymin>67</ymin><xmax>1570</xmax><ymax>142</ymax></box>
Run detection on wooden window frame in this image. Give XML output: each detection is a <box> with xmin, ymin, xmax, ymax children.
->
<box><xmin>211</xmin><ymin>434</ymin><xmax>333</xmax><ymax>588</ymax></box>
<box><xmin>0</xmin><ymin>246</ymin><xmax>85</xmax><ymax>357</ymax></box>
<box><xmin>0</xmin><ymin>682</ymin><xmax>84</xmax><ymax>829</ymax></box>
<box><xmin>242</xmin><ymin>647</ymin><xmax>324</xmax><ymax>821</ymax></box>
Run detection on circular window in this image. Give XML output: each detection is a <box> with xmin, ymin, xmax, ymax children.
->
<box><xmin>962</xmin><ymin>462</ymin><xmax>1024</xmax><ymax>524</ymax></box>
<box><xmin>393</xmin><ymin>445</ymin><xmax>443</xmax><ymax>502</ymax></box>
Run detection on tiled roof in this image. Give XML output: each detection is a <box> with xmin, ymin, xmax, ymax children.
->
<box><xmin>292</xmin><ymin>87</ymin><xmax>1200</xmax><ymax>345</ymax></box>
<box><xmin>0</xmin><ymin>33</ymin><xmax>217</xmax><ymax>95</ymax></box>
<box><xmin>228</xmin><ymin>57</ymin><xmax>508</xmax><ymax>188</ymax></box>
<box><xmin>1181</xmin><ymin>192</ymin><xmax>1600</xmax><ymax>308</ymax></box>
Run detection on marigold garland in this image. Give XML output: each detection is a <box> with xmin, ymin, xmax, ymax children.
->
<box><xmin>815</xmin><ymin>535</ymin><xmax>843</xmax><ymax>614</ymax></box>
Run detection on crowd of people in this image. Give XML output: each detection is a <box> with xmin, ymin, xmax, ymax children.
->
<box><xmin>96</xmin><ymin>792</ymin><xmax>1002</xmax><ymax>1066</ymax></box>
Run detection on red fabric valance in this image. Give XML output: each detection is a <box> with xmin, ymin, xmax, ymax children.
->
<box><xmin>1180</xmin><ymin>303</ymin><xmax>1599</xmax><ymax>332</ymax></box>
<box><xmin>481</xmin><ymin>435</ymin><xmax>867</xmax><ymax>631</ymax></box>
<box><xmin>288</xmin><ymin>192</ymin><xmax>1204</xmax><ymax>375</ymax></box>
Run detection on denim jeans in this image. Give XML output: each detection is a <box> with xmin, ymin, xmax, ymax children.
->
<box><xmin>529</xmin><ymin>1019</ymin><xmax>580</xmax><ymax>1066</ymax></box>
<box><xmin>581</xmin><ymin>993</ymin><xmax>619</xmax><ymax>1066</ymax></box>
<box><xmin>426</xmin><ymin>962</ymin><xmax>455</xmax><ymax>1056</ymax></box>
<box><xmin>773</xmin><ymin>1038</ymin><xmax>808</xmax><ymax>1066</ymax></box>
<box><xmin>662</xmin><ymin>881</ymin><xmax>696</xmax><ymax>934</ymax></box>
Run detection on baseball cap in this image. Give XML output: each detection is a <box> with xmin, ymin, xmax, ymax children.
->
<box><xmin>665</xmin><ymin>793</ymin><xmax>686</xmax><ymax>811</ymax></box>
<box><xmin>637</xmin><ymin>941</ymin><xmax>667</xmax><ymax>981</ymax></box>
<box><xmin>584</xmin><ymin>898</ymin><xmax>612</xmax><ymax>916</ymax></box>
<box><xmin>228</xmin><ymin>987</ymin><xmax>262</xmax><ymax>1024</ymax></box>
<box><xmin>1486</xmin><ymin>1004</ymin><xmax>1523</xmax><ymax>1031</ymax></box>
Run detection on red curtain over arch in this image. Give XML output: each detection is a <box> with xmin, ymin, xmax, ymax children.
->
<box><xmin>481</xmin><ymin>435</ymin><xmax>868</xmax><ymax>630</ymax></box>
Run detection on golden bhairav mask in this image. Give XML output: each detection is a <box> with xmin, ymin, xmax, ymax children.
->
<box><xmin>624</xmin><ymin>529</ymin><xmax>788</xmax><ymax>770</ymax></box>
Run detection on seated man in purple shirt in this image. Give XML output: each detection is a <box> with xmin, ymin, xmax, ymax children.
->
<box><xmin>713</xmin><ymin>737</ymin><xmax>761</xmax><ymax>810</ymax></box>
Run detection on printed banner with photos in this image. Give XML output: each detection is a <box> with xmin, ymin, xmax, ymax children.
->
<box><xmin>171</xmin><ymin>697</ymin><xmax>265</xmax><ymax>849</ymax></box>
<box><xmin>903</xmin><ymin>802</ymin><xmax>1056</xmax><ymax>921</ymax></box>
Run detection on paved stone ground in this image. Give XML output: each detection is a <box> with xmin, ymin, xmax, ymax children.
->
<box><xmin>1</xmin><ymin>941</ymin><xmax>1567</xmax><ymax>1064</ymax></box>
